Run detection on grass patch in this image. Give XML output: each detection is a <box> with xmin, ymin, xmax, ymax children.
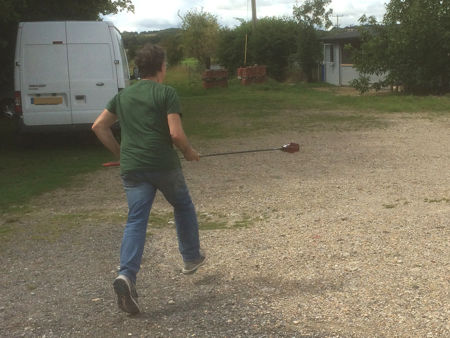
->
<box><xmin>166</xmin><ymin>73</ymin><xmax>449</xmax><ymax>140</ymax></box>
<box><xmin>0</xmin><ymin>119</ymin><xmax>113</xmax><ymax>213</ymax></box>
<box><xmin>0</xmin><ymin>208</ymin><xmax>256</xmax><ymax>243</ymax></box>
<box><xmin>424</xmin><ymin>197</ymin><xmax>450</xmax><ymax>203</ymax></box>
<box><xmin>28</xmin><ymin>211</ymin><xmax>126</xmax><ymax>242</ymax></box>
<box><xmin>0</xmin><ymin>223</ymin><xmax>14</xmax><ymax>238</ymax></box>
<box><xmin>382</xmin><ymin>203</ymin><xmax>397</xmax><ymax>209</ymax></box>
<box><xmin>147</xmin><ymin>210</ymin><xmax>255</xmax><ymax>230</ymax></box>
<box><xmin>1</xmin><ymin>65</ymin><xmax>449</xmax><ymax>214</ymax></box>
<box><xmin>232</xmin><ymin>214</ymin><xmax>254</xmax><ymax>228</ymax></box>
<box><xmin>0</xmin><ymin>210</ymin><xmax>127</xmax><ymax>243</ymax></box>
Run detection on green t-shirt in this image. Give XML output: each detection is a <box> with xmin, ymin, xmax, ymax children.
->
<box><xmin>106</xmin><ymin>80</ymin><xmax>181</xmax><ymax>174</ymax></box>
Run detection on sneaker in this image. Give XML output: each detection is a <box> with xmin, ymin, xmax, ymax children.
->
<box><xmin>113</xmin><ymin>275</ymin><xmax>140</xmax><ymax>315</ymax></box>
<box><xmin>182</xmin><ymin>254</ymin><xmax>206</xmax><ymax>275</ymax></box>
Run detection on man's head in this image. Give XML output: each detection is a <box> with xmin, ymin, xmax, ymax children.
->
<box><xmin>135</xmin><ymin>44</ymin><xmax>166</xmax><ymax>78</ymax></box>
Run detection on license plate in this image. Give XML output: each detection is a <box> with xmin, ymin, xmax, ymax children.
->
<box><xmin>31</xmin><ymin>97</ymin><xmax>63</xmax><ymax>105</ymax></box>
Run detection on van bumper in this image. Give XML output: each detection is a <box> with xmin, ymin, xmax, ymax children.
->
<box><xmin>18</xmin><ymin>120</ymin><xmax>120</xmax><ymax>134</ymax></box>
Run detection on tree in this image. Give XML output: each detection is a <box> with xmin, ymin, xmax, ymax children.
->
<box><xmin>0</xmin><ymin>0</ymin><xmax>134</xmax><ymax>97</ymax></box>
<box><xmin>1</xmin><ymin>0</ymin><xmax>133</xmax><ymax>22</ymax></box>
<box><xmin>217</xmin><ymin>18</ymin><xmax>298</xmax><ymax>81</ymax></box>
<box><xmin>216</xmin><ymin>22</ymin><xmax>249</xmax><ymax>75</ymax></box>
<box><xmin>162</xmin><ymin>32</ymin><xmax>184</xmax><ymax>67</ymax></box>
<box><xmin>180</xmin><ymin>9</ymin><xmax>220</xmax><ymax>69</ymax></box>
<box><xmin>353</xmin><ymin>0</ymin><xmax>450</xmax><ymax>95</ymax></box>
<box><xmin>293</xmin><ymin>0</ymin><xmax>333</xmax><ymax>82</ymax></box>
<box><xmin>121</xmin><ymin>29</ymin><xmax>183</xmax><ymax>68</ymax></box>
<box><xmin>248</xmin><ymin>18</ymin><xmax>299</xmax><ymax>81</ymax></box>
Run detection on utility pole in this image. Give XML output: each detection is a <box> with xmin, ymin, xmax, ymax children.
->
<box><xmin>251</xmin><ymin>0</ymin><xmax>257</xmax><ymax>30</ymax></box>
<box><xmin>334</xmin><ymin>14</ymin><xmax>342</xmax><ymax>28</ymax></box>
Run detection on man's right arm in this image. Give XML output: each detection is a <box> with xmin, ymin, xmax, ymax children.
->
<box><xmin>167</xmin><ymin>113</ymin><xmax>199</xmax><ymax>161</ymax></box>
<box><xmin>91</xmin><ymin>109</ymin><xmax>120</xmax><ymax>159</ymax></box>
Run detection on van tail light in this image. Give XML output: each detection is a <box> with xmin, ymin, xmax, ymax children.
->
<box><xmin>15</xmin><ymin>91</ymin><xmax>22</xmax><ymax>115</ymax></box>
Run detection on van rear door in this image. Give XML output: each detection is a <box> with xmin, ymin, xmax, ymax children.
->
<box><xmin>66</xmin><ymin>22</ymin><xmax>118</xmax><ymax>124</ymax></box>
<box><xmin>20</xmin><ymin>22</ymin><xmax>71</xmax><ymax>126</ymax></box>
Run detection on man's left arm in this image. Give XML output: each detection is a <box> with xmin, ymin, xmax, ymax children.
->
<box><xmin>92</xmin><ymin>109</ymin><xmax>120</xmax><ymax>159</ymax></box>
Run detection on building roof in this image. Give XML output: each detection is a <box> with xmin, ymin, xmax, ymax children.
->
<box><xmin>320</xmin><ymin>28</ymin><xmax>361</xmax><ymax>43</ymax></box>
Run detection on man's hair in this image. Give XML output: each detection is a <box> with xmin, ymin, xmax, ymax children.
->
<box><xmin>135</xmin><ymin>44</ymin><xmax>166</xmax><ymax>78</ymax></box>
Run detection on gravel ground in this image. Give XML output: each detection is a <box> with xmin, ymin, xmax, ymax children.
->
<box><xmin>1</xmin><ymin>114</ymin><xmax>449</xmax><ymax>337</ymax></box>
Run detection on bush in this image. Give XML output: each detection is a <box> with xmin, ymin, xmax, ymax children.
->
<box><xmin>217</xmin><ymin>18</ymin><xmax>298</xmax><ymax>81</ymax></box>
<box><xmin>350</xmin><ymin>75</ymin><xmax>370</xmax><ymax>94</ymax></box>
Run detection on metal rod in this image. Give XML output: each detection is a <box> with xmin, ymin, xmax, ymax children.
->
<box><xmin>200</xmin><ymin>147</ymin><xmax>281</xmax><ymax>158</ymax></box>
<box><xmin>102</xmin><ymin>143</ymin><xmax>299</xmax><ymax>166</ymax></box>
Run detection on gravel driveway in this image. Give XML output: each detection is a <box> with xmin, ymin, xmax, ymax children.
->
<box><xmin>1</xmin><ymin>114</ymin><xmax>449</xmax><ymax>337</ymax></box>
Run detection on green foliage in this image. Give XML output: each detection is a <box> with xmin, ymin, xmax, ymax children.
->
<box><xmin>164</xmin><ymin>32</ymin><xmax>184</xmax><ymax>66</ymax></box>
<box><xmin>353</xmin><ymin>0</ymin><xmax>450</xmax><ymax>95</ymax></box>
<box><xmin>248</xmin><ymin>18</ymin><xmax>299</xmax><ymax>81</ymax></box>
<box><xmin>0</xmin><ymin>0</ymin><xmax>134</xmax><ymax>21</ymax></box>
<box><xmin>295</xmin><ymin>25</ymin><xmax>322</xmax><ymax>82</ymax></box>
<box><xmin>293</xmin><ymin>0</ymin><xmax>333</xmax><ymax>82</ymax></box>
<box><xmin>293</xmin><ymin>0</ymin><xmax>333</xmax><ymax>29</ymax></box>
<box><xmin>349</xmin><ymin>75</ymin><xmax>371</xmax><ymax>94</ymax></box>
<box><xmin>217</xmin><ymin>18</ymin><xmax>299</xmax><ymax>81</ymax></box>
<box><xmin>122</xmin><ymin>28</ymin><xmax>182</xmax><ymax>66</ymax></box>
<box><xmin>180</xmin><ymin>9</ymin><xmax>220</xmax><ymax>69</ymax></box>
<box><xmin>216</xmin><ymin>24</ymin><xmax>249</xmax><ymax>75</ymax></box>
<box><xmin>0</xmin><ymin>0</ymin><xmax>134</xmax><ymax>97</ymax></box>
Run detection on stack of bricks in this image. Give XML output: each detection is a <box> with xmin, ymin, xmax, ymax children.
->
<box><xmin>237</xmin><ymin>65</ymin><xmax>267</xmax><ymax>85</ymax></box>
<box><xmin>202</xmin><ymin>69</ymin><xmax>228</xmax><ymax>89</ymax></box>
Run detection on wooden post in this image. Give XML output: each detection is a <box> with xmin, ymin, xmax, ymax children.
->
<box><xmin>244</xmin><ymin>34</ymin><xmax>248</xmax><ymax>65</ymax></box>
<box><xmin>251</xmin><ymin>0</ymin><xmax>257</xmax><ymax>30</ymax></box>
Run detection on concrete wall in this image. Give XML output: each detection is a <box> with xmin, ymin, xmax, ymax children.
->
<box><xmin>340</xmin><ymin>65</ymin><xmax>359</xmax><ymax>85</ymax></box>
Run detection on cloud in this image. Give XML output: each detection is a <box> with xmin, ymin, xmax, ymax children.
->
<box><xmin>331</xmin><ymin>0</ymin><xmax>386</xmax><ymax>25</ymax></box>
<box><xmin>105</xmin><ymin>0</ymin><xmax>387</xmax><ymax>32</ymax></box>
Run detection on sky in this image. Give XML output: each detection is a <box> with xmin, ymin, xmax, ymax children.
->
<box><xmin>103</xmin><ymin>0</ymin><xmax>388</xmax><ymax>33</ymax></box>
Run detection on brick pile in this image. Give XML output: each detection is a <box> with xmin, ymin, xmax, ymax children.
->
<box><xmin>202</xmin><ymin>69</ymin><xmax>228</xmax><ymax>89</ymax></box>
<box><xmin>237</xmin><ymin>65</ymin><xmax>267</xmax><ymax>85</ymax></box>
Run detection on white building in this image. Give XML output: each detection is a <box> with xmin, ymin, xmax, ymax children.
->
<box><xmin>320</xmin><ymin>30</ymin><xmax>384</xmax><ymax>86</ymax></box>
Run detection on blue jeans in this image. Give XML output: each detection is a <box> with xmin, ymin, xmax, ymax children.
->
<box><xmin>119</xmin><ymin>168</ymin><xmax>200</xmax><ymax>284</ymax></box>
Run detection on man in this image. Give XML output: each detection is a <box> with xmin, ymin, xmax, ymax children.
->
<box><xmin>92</xmin><ymin>44</ymin><xmax>205</xmax><ymax>315</ymax></box>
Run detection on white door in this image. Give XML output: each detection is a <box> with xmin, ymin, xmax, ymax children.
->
<box><xmin>324</xmin><ymin>44</ymin><xmax>340</xmax><ymax>85</ymax></box>
<box><xmin>21</xmin><ymin>43</ymin><xmax>72</xmax><ymax>126</ymax></box>
<box><xmin>68</xmin><ymin>43</ymin><xmax>118</xmax><ymax>124</ymax></box>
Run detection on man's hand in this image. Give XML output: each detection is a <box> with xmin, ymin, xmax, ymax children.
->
<box><xmin>183</xmin><ymin>147</ymin><xmax>200</xmax><ymax>161</ymax></box>
<box><xmin>168</xmin><ymin>113</ymin><xmax>200</xmax><ymax>162</ymax></box>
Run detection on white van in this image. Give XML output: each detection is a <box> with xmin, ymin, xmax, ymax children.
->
<box><xmin>14</xmin><ymin>21</ymin><xmax>129</xmax><ymax>132</ymax></box>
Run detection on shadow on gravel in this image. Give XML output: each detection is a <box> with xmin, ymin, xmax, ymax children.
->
<box><xmin>1</xmin><ymin>222</ymin><xmax>347</xmax><ymax>337</ymax></box>
<box><xmin>122</xmin><ymin>272</ymin><xmax>345</xmax><ymax>337</ymax></box>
